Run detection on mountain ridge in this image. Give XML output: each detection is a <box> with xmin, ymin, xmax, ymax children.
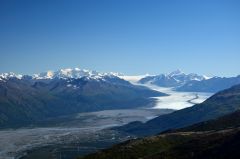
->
<box><xmin>81</xmin><ymin>110</ymin><xmax>240</xmax><ymax>159</ymax></box>
<box><xmin>115</xmin><ymin>84</ymin><xmax>240</xmax><ymax>136</ymax></box>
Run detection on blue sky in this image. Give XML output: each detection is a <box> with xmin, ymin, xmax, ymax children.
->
<box><xmin>0</xmin><ymin>0</ymin><xmax>239</xmax><ymax>76</ymax></box>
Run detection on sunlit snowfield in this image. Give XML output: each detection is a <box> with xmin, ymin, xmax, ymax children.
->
<box><xmin>0</xmin><ymin>78</ymin><xmax>213</xmax><ymax>159</ymax></box>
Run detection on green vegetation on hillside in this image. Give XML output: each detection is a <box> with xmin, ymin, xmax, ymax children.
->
<box><xmin>80</xmin><ymin>110</ymin><xmax>240</xmax><ymax>159</ymax></box>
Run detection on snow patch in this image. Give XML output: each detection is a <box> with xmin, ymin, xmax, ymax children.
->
<box><xmin>118</xmin><ymin>75</ymin><xmax>149</xmax><ymax>84</ymax></box>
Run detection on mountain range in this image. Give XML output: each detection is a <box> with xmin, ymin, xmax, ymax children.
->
<box><xmin>1</xmin><ymin>68</ymin><xmax>240</xmax><ymax>129</ymax></box>
<box><xmin>138</xmin><ymin>69</ymin><xmax>208</xmax><ymax>87</ymax></box>
<box><xmin>138</xmin><ymin>70</ymin><xmax>240</xmax><ymax>93</ymax></box>
<box><xmin>0</xmin><ymin>68</ymin><xmax>166</xmax><ymax>128</ymax></box>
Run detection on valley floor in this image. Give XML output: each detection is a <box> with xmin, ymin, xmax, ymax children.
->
<box><xmin>0</xmin><ymin>109</ymin><xmax>172</xmax><ymax>159</ymax></box>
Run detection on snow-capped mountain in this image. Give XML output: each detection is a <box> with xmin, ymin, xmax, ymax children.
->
<box><xmin>138</xmin><ymin>69</ymin><xmax>209</xmax><ymax>87</ymax></box>
<box><xmin>1</xmin><ymin>68</ymin><xmax>240</xmax><ymax>93</ymax></box>
<box><xmin>0</xmin><ymin>68</ymin><xmax>134</xmax><ymax>93</ymax></box>
<box><xmin>0</xmin><ymin>68</ymin><xmax>166</xmax><ymax>128</ymax></box>
<box><xmin>138</xmin><ymin>70</ymin><xmax>240</xmax><ymax>93</ymax></box>
<box><xmin>0</xmin><ymin>72</ymin><xmax>22</xmax><ymax>81</ymax></box>
<box><xmin>0</xmin><ymin>68</ymin><xmax>124</xmax><ymax>82</ymax></box>
<box><xmin>33</xmin><ymin>68</ymin><xmax>122</xmax><ymax>80</ymax></box>
<box><xmin>176</xmin><ymin>75</ymin><xmax>240</xmax><ymax>92</ymax></box>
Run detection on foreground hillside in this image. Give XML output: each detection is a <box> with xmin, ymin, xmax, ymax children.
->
<box><xmin>80</xmin><ymin>110</ymin><xmax>240</xmax><ymax>159</ymax></box>
<box><xmin>116</xmin><ymin>84</ymin><xmax>240</xmax><ymax>136</ymax></box>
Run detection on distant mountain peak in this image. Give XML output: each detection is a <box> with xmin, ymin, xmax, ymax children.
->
<box><xmin>138</xmin><ymin>70</ymin><xmax>211</xmax><ymax>87</ymax></box>
<box><xmin>33</xmin><ymin>68</ymin><xmax>102</xmax><ymax>80</ymax></box>
<box><xmin>203</xmin><ymin>75</ymin><xmax>212</xmax><ymax>80</ymax></box>
<box><xmin>168</xmin><ymin>69</ymin><xmax>185</xmax><ymax>76</ymax></box>
<box><xmin>0</xmin><ymin>72</ymin><xmax>22</xmax><ymax>81</ymax></box>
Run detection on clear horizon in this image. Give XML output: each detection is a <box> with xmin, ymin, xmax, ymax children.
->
<box><xmin>1</xmin><ymin>0</ymin><xmax>240</xmax><ymax>77</ymax></box>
